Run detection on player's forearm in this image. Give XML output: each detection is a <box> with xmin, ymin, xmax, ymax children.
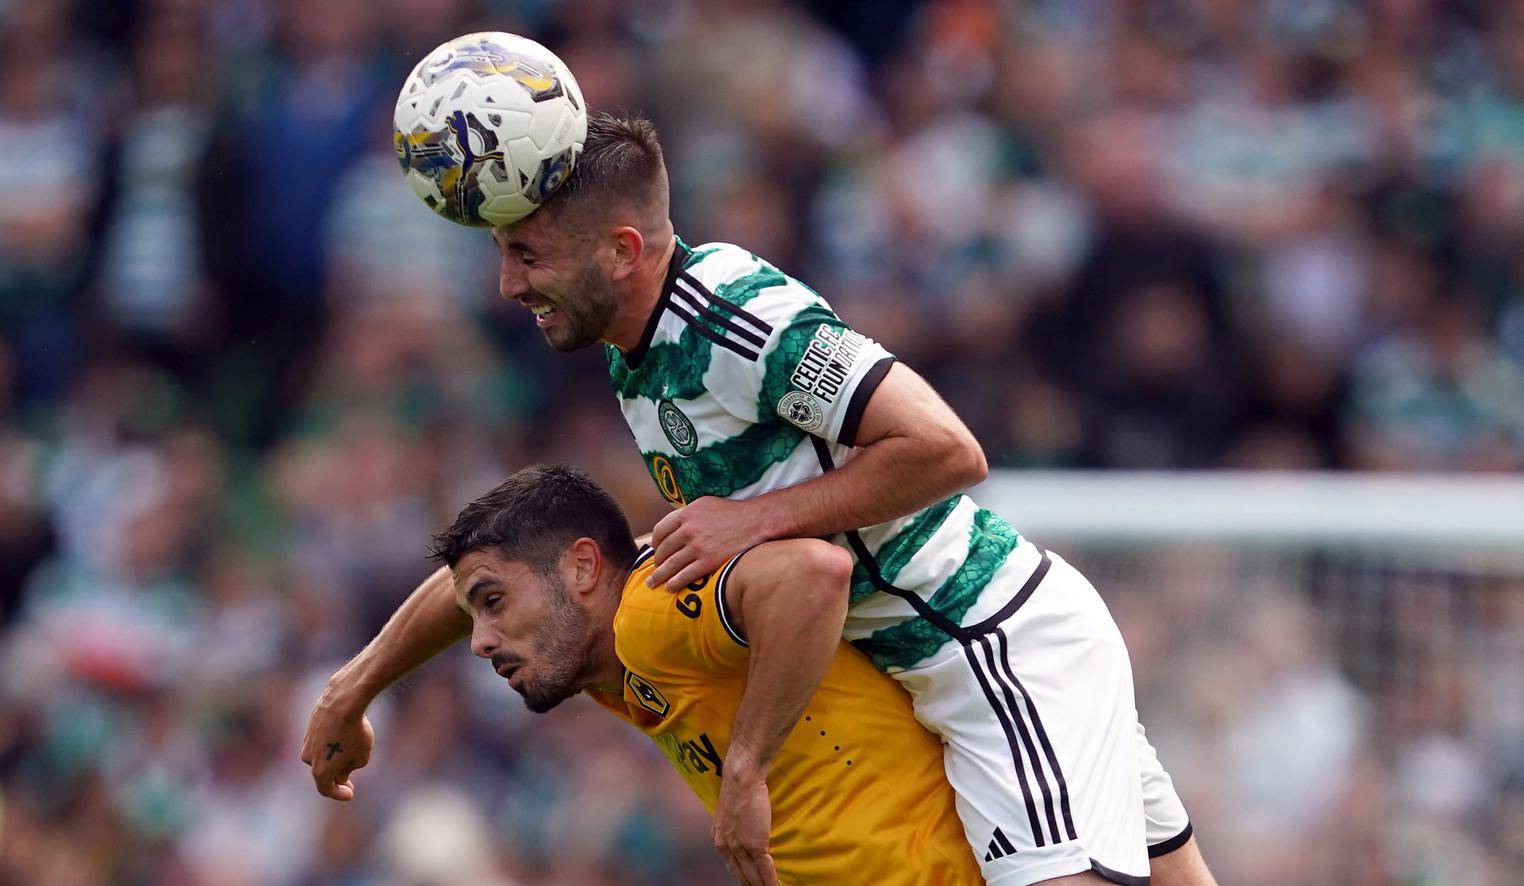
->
<box><xmin>758</xmin><ymin>433</ymin><xmax>985</xmax><ymax>540</ymax></box>
<box><xmin>325</xmin><ymin>566</ymin><xmax>470</xmax><ymax>708</ymax></box>
<box><xmin>727</xmin><ymin>546</ymin><xmax>850</xmax><ymax>779</ymax></box>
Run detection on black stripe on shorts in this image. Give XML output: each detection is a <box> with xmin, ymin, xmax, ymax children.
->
<box><xmin>962</xmin><ymin>639</ymin><xmax>1046</xmax><ymax>846</ymax></box>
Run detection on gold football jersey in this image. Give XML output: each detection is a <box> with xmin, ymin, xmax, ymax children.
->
<box><xmin>586</xmin><ymin>548</ymin><xmax>980</xmax><ymax>885</ymax></box>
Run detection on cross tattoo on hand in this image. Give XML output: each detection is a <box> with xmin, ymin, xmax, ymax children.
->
<box><xmin>325</xmin><ymin>742</ymin><xmax>342</xmax><ymax>761</ymax></box>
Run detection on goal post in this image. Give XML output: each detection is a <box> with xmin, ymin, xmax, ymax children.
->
<box><xmin>976</xmin><ymin>471</ymin><xmax>1524</xmax><ymax>549</ymax></box>
<box><xmin>974</xmin><ymin>471</ymin><xmax>1524</xmax><ymax>885</ymax></box>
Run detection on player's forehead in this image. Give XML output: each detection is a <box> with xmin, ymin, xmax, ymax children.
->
<box><xmin>492</xmin><ymin>209</ymin><xmax>565</xmax><ymax>253</ymax></box>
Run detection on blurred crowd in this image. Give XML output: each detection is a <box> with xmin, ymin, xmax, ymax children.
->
<box><xmin>1089</xmin><ymin>544</ymin><xmax>1524</xmax><ymax>885</ymax></box>
<box><xmin>1</xmin><ymin>0</ymin><xmax>1523</xmax><ymax>883</ymax></box>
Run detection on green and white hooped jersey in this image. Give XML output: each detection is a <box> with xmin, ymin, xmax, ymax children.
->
<box><xmin>607</xmin><ymin>239</ymin><xmax>1031</xmax><ymax>672</ymax></box>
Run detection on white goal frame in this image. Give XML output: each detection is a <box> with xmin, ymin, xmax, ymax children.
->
<box><xmin>975</xmin><ymin>471</ymin><xmax>1524</xmax><ymax>550</ymax></box>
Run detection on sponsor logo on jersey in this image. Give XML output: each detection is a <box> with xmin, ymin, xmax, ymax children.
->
<box><xmin>790</xmin><ymin>325</ymin><xmax>867</xmax><ymax>405</ymax></box>
<box><xmin>657</xmin><ymin>731</ymin><xmax>725</xmax><ymax>778</ymax></box>
<box><xmin>777</xmin><ymin>390</ymin><xmax>825</xmax><ymax>433</ymax></box>
<box><xmin>626</xmin><ymin>671</ymin><xmax>670</xmax><ymax>718</ymax></box>
<box><xmin>657</xmin><ymin>399</ymin><xmax>699</xmax><ymax>456</ymax></box>
<box><xmin>649</xmin><ymin>454</ymin><xmax>687</xmax><ymax>506</ymax></box>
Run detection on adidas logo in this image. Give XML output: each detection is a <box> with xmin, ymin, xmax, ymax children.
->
<box><xmin>984</xmin><ymin>827</ymin><xmax>1018</xmax><ymax>861</ymax></box>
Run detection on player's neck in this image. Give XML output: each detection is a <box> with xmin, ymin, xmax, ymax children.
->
<box><xmin>601</xmin><ymin>232</ymin><xmax>677</xmax><ymax>353</ymax></box>
<box><xmin>581</xmin><ymin>625</ymin><xmax>624</xmax><ymax>694</ymax></box>
<box><xmin>580</xmin><ymin>571</ymin><xmax>633</xmax><ymax>692</ymax></box>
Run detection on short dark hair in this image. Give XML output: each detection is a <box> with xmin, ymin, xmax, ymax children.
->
<box><xmin>428</xmin><ymin>465</ymin><xmax>639</xmax><ymax>575</ymax></box>
<box><xmin>543</xmin><ymin>112</ymin><xmax>669</xmax><ymax>223</ymax></box>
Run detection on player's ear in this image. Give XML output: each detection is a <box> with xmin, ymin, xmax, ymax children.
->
<box><xmin>561</xmin><ymin>537</ymin><xmax>603</xmax><ymax>595</ymax></box>
<box><xmin>607</xmin><ymin>226</ymin><xmax>645</xmax><ymax>281</ymax></box>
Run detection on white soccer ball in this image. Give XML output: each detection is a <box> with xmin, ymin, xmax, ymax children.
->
<box><xmin>394</xmin><ymin>32</ymin><xmax>587</xmax><ymax>228</ymax></box>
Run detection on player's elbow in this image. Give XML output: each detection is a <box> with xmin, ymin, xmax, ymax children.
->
<box><xmin>938</xmin><ymin>428</ymin><xmax>988</xmax><ymax>490</ymax></box>
<box><xmin>963</xmin><ymin>436</ymin><xmax>989</xmax><ymax>486</ymax></box>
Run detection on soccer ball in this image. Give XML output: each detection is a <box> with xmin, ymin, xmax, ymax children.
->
<box><xmin>394</xmin><ymin>32</ymin><xmax>587</xmax><ymax>228</ymax></box>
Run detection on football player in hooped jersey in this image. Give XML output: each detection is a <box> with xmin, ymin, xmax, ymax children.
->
<box><xmin>303</xmin><ymin>115</ymin><xmax>1216</xmax><ymax>886</ymax></box>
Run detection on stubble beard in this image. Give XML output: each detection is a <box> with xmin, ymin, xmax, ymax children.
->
<box><xmin>516</xmin><ymin>580</ymin><xmax>596</xmax><ymax>713</ymax></box>
<box><xmin>543</xmin><ymin>262</ymin><xmax>618</xmax><ymax>353</ymax></box>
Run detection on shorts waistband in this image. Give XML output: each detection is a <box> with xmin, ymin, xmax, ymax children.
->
<box><xmin>957</xmin><ymin>548</ymin><xmax>1052</xmax><ymax>639</ymax></box>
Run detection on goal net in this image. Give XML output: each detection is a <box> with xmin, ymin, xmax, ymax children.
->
<box><xmin>976</xmin><ymin>471</ymin><xmax>1524</xmax><ymax>886</ymax></box>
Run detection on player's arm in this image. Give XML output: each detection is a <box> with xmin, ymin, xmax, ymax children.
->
<box><xmin>706</xmin><ymin>539</ymin><xmax>853</xmax><ymax>886</ymax></box>
<box><xmin>650</xmin><ymin>358</ymin><xmax>987</xmax><ymax>589</ymax></box>
<box><xmin>753</xmin><ymin>361</ymin><xmax>986</xmax><ymax>539</ymax></box>
<box><xmin>300</xmin><ymin>566</ymin><xmax>469</xmax><ymax>800</ymax></box>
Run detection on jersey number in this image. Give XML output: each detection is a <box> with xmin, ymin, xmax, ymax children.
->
<box><xmin>675</xmin><ymin>593</ymin><xmax>702</xmax><ymax>618</ymax></box>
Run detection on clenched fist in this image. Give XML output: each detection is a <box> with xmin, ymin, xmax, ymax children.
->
<box><xmin>300</xmin><ymin>688</ymin><xmax>374</xmax><ymax>801</ymax></box>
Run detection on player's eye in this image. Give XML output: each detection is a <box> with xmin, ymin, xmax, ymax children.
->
<box><xmin>485</xmin><ymin>594</ymin><xmax>503</xmax><ymax>611</ymax></box>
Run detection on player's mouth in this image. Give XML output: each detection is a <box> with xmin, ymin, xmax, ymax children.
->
<box><xmin>524</xmin><ymin>301</ymin><xmax>559</xmax><ymax>326</ymax></box>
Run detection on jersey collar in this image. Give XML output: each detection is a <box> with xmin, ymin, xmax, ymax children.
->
<box><xmin>624</xmin><ymin>236</ymin><xmax>691</xmax><ymax>369</ymax></box>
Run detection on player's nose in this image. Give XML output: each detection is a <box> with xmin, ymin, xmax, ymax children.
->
<box><xmin>470</xmin><ymin>623</ymin><xmax>498</xmax><ymax>659</ymax></box>
<box><xmin>499</xmin><ymin>254</ymin><xmax>529</xmax><ymax>302</ymax></box>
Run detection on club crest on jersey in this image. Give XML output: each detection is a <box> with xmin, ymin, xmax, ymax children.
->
<box><xmin>658</xmin><ymin>399</ymin><xmax>698</xmax><ymax>456</ymax></box>
<box><xmin>777</xmin><ymin>390</ymin><xmax>825</xmax><ymax>433</ymax></box>
<box><xmin>626</xmin><ymin>671</ymin><xmax>670</xmax><ymax>718</ymax></box>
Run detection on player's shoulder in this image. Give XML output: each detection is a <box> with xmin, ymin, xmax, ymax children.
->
<box><xmin>671</xmin><ymin>241</ymin><xmax>843</xmax><ymax>368</ymax></box>
<box><xmin>614</xmin><ymin>548</ymin><xmax>710</xmax><ymax>677</ymax></box>
<box><xmin>615</xmin><ymin>546</ymin><xmax>747</xmax><ymax>679</ymax></box>
<box><xmin>680</xmin><ymin>241</ymin><xmax>763</xmax><ymax>286</ymax></box>
<box><xmin>678</xmin><ymin>241</ymin><xmax>823</xmax><ymax>319</ymax></box>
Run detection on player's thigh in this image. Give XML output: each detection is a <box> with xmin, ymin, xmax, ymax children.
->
<box><xmin>1035</xmin><ymin>873</ymin><xmax>1114</xmax><ymax>886</ymax></box>
<box><xmin>1149</xmin><ymin>835</ymin><xmax>1218</xmax><ymax>886</ymax></box>
<box><xmin>895</xmin><ymin>551</ymin><xmax>1150</xmax><ymax>886</ymax></box>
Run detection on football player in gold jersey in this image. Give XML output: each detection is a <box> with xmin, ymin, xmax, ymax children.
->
<box><xmin>430</xmin><ymin>465</ymin><xmax>982</xmax><ymax>885</ymax></box>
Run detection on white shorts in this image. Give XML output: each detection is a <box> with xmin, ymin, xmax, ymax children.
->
<box><xmin>893</xmin><ymin>547</ymin><xmax>1190</xmax><ymax>885</ymax></box>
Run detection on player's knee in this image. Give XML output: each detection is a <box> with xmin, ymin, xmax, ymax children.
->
<box><xmin>795</xmin><ymin>539</ymin><xmax>853</xmax><ymax>587</ymax></box>
<box><xmin>760</xmin><ymin>539</ymin><xmax>852</xmax><ymax>588</ymax></box>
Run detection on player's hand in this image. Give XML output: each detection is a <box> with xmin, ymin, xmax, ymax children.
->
<box><xmin>648</xmin><ymin>496</ymin><xmax>773</xmax><ymax>590</ymax></box>
<box><xmin>712</xmin><ymin>767</ymin><xmax>778</xmax><ymax>886</ymax></box>
<box><xmin>300</xmin><ymin>688</ymin><xmax>374</xmax><ymax>801</ymax></box>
